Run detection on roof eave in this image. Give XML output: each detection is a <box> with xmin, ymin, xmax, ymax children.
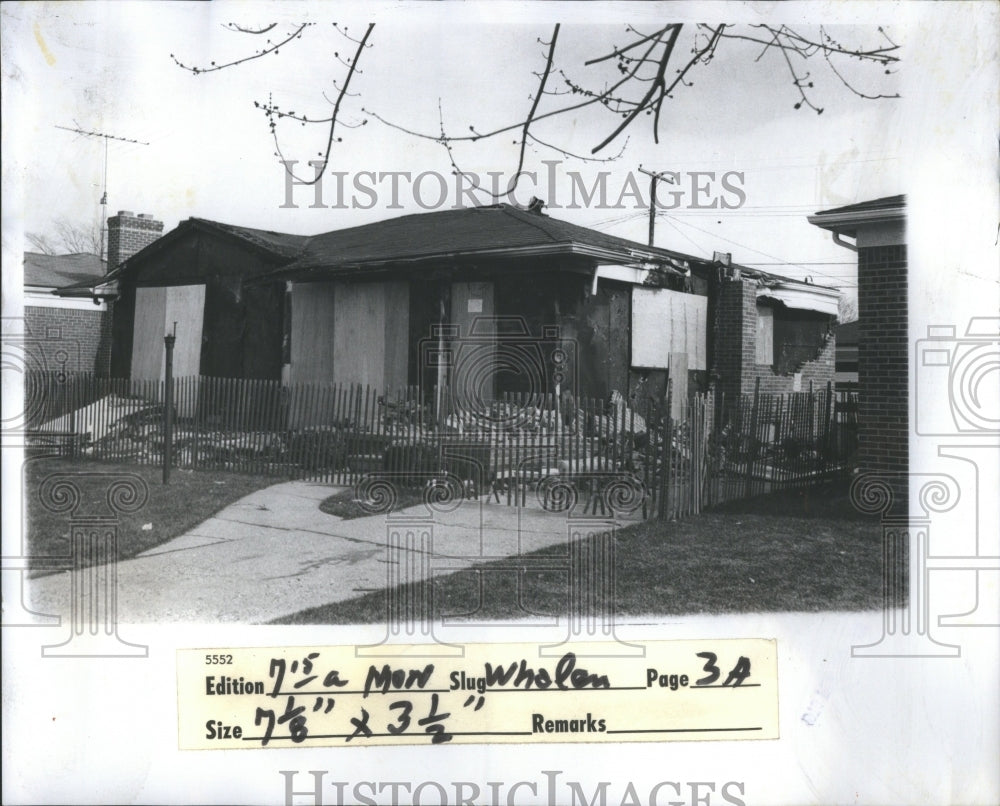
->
<box><xmin>115</xmin><ymin>218</ymin><xmax>302</xmax><ymax>275</ymax></box>
<box><xmin>756</xmin><ymin>280</ymin><xmax>840</xmax><ymax>317</ymax></box>
<box><xmin>262</xmin><ymin>241</ymin><xmax>697</xmax><ymax>283</ymax></box>
<box><xmin>806</xmin><ymin>206</ymin><xmax>906</xmax><ymax>236</ymax></box>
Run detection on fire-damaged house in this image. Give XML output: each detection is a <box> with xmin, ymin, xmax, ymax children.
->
<box><xmin>101</xmin><ymin>203</ymin><xmax>839</xmax><ymax>411</ymax></box>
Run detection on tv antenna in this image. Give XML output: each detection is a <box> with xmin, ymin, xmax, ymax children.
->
<box><xmin>55</xmin><ymin>123</ymin><xmax>149</xmax><ymax>266</ymax></box>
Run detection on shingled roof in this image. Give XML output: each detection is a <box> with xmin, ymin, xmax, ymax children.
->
<box><xmin>106</xmin><ymin>218</ymin><xmax>311</xmax><ymax>283</ymax></box>
<box><xmin>24</xmin><ymin>252</ymin><xmax>106</xmax><ymax>289</ymax></box>
<box><xmin>272</xmin><ymin>204</ymin><xmax>700</xmax><ymax>277</ymax></box>
<box><xmin>91</xmin><ymin>203</ymin><xmax>836</xmax><ymax>298</ymax></box>
<box><xmin>186</xmin><ymin>218</ymin><xmax>310</xmax><ymax>260</ymax></box>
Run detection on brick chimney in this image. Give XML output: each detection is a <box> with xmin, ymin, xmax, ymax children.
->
<box><xmin>106</xmin><ymin>210</ymin><xmax>163</xmax><ymax>272</ymax></box>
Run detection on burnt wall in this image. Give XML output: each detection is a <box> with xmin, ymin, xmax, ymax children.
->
<box><xmin>495</xmin><ymin>272</ymin><xmax>631</xmax><ymax>401</ymax></box>
<box><xmin>111</xmin><ymin>230</ymin><xmax>286</xmax><ymax>380</ymax></box>
<box><xmin>110</xmin><ymin>284</ymin><xmax>135</xmax><ymax>378</ymax></box>
<box><xmin>201</xmin><ymin>279</ymin><xmax>284</xmax><ymax>379</ymax></box>
<box><xmin>713</xmin><ymin>278</ymin><xmax>836</xmax><ymax>400</ymax></box>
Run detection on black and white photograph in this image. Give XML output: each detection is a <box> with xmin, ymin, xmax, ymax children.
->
<box><xmin>2</xmin><ymin>1</ymin><xmax>998</xmax><ymax>804</ymax></box>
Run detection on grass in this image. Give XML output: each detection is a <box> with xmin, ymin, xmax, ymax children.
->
<box><xmin>319</xmin><ymin>486</ymin><xmax>427</xmax><ymax>520</ymax></box>
<box><xmin>22</xmin><ymin>456</ymin><xmax>281</xmax><ymax>575</ymax></box>
<box><xmin>272</xmin><ymin>480</ymin><xmax>885</xmax><ymax>624</ymax></box>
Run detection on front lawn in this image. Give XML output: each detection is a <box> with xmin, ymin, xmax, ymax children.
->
<box><xmin>22</xmin><ymin>457</ymin><xmax>281</xmax><ymax>575</ymax></box>
<box><xmin>272</xmin><ymin>480</ymin><xmax>885</xmax><ymax>623</ymax></box>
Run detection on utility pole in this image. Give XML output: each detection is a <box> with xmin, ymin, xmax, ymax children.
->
<box><xmin>637</xmin><ymin>165</ymin><xmax>676</xmax><ymax>247</ymax></box>
<box><xmin>55</xmin><ymin>124</ymin><xmax>149</xmax><ymax>266</ymax></box>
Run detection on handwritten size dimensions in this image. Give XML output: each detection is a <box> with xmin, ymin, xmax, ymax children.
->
<box><xmin>177</xmin><ymin>640</ymin><xmax>778</xmax><ymax>749</ymax></box>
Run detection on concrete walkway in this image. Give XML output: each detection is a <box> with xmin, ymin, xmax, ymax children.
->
<box><xmin>25</xmin><ymin>481</ymin><xmax>637</xmax><ymax>624</ymax></box>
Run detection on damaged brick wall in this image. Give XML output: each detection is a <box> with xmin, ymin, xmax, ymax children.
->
<box><xmin>713</xmin><ymin>277</ymin><xmax>835</xmax><ymax>400</ymax></box>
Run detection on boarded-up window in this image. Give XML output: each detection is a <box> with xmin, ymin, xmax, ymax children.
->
<box><xmin>756</xmin><ymin>303</ymin><xmax>774</xmax><ymax>364</ymax></box>
<box><xmin>130</xmin><ymin>284</ymin><xmax>205</xmax><ymax>381</ymax></box>
<box><xmin>631</xmin><ymin>287</ymin><xmax>707</xmax><ymax>370</ymax></box>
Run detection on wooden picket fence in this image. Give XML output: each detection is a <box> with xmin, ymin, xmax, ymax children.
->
<box><xmin>25</xmin><ymin>371</ymin><xmax>858</xmax><ymax>521</ymax></box>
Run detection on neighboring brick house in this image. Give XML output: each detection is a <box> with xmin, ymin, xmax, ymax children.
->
<box><xmin>23</xmin><ymin>252</ymin><xmax>112</xmax><ymax>375</ymax></box>
<box><xmin>34</xmin><ymin>211</ymin><xmax>165</xmax><ymax>376</ymax></box>
<box><xmin>809</xmin><ymin>195</ymin><xmax>906</xmax><ymax>477</ymax></box>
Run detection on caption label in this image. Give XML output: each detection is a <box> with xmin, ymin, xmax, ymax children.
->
<box><xmin>178</xmin><ymin>639</ymin><xmax>778</xmax><ymax>749</ymax></box>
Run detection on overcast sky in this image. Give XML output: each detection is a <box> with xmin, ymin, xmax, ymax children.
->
<box><xmin>1</xmin><ymin>1</ymin><xmax>995</xmax><ymax>309</ymax></box>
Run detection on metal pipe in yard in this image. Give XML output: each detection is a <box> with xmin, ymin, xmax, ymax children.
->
<box><xmin>163</xmin><ymin>323</ymin><xmax>176</xmax><ymax>484</ymax></box>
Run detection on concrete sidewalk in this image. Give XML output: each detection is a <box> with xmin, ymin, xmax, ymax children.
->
<box><xmin>25</xmin><ymin>481</ymin><xmax>635</xmax><ymax>624</ymax></box>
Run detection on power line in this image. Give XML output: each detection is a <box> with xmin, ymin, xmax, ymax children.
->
<box><xmin>662</xmin><ymin>218</ymin><xmax>713</xmax><ymax>258</ymax></box>
<box><xmin>667</xmin><ymin>215</ymin><xmax>854</xmax><ymax>286</ymax></box>
<box><xmin>590</xmin><ymin>209</ymin><xmax>861</xmax><ymax>286</ymax></box>
<box><xmin>742</xmin><ymin>261</ymin><xmax>857</xmax><ymax>266</ymax></box>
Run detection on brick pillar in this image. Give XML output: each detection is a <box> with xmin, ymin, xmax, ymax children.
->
<box><xmin>856</xmin><ymin>244</ymin><xmax>908</xmax><ymax>480</ymax></box>
<box><xmin>106</xmin><ymin>211</ymin><xmax>163</xmax><ymax>272</ymax></box>
<box><xmin>712</xmin><ymin>276</ymin><xmax>758</xmax><ymax>402</ymax></box>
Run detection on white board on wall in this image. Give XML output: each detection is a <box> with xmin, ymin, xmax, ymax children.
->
<box><xmin>130</xmin><ymin>285</ymin><xmax>206</xmax><ymax>382</ymax></box>
<box><xmin>630</xmin><ymin>287</ymin><xmax>707</xmax><ymax>370</ymax></box>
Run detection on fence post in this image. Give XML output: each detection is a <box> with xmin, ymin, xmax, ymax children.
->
<box><xmin>67</xmin><ymin>379</ymin><xmax>77</xmax><ymax>460</ymax></box>
<box><xmin>659</xmin><ymin>381</ymin><xmax>673</xmax><ymax>519</ymax></box>
<box><xmin>744</xmin><ymin>377</ymin><xmax>761</xmax><ymax>499</ymax></box>
<box><xmin>823</xmin><ymin>380</ymin><xmax>833</xmax><ymax>472</ymax></box>
<box><xmin>162</xmin><ymin>324</ymin><xmax>176</xmax><ymax>484</ymax></box>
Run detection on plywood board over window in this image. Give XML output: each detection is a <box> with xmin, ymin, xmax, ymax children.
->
<box><xmin>756</xmin><ymin>303</ymin><xmax>774</xmax><ymax>365</ymax></box>
<box><xmin>333</xmin><ymin>281</ymin><xmax>410</xmax><ymax>391</ymax></box>
<box><xmin>289</xmin><ymin>282</ymin><xmax>338</xmax><ymax>385</ymax></box>
<box><xmin>630</xmin><ymin>287</ymin><xmax>707</xmax><ymax>370</ymax></box>
<box><xmin>450</xmin><ymin>281</ymin><xmax>496</xmax><ymax>404</ymax></box>
<box><xmin>130</xmin><ymin>284</ymin><xmax>205</xmax><ymax>381</ymax></box>
<box><xmin>289</xmin><ymin>280</ymin><xmax>410</xmax><ymax>393</ymax></box>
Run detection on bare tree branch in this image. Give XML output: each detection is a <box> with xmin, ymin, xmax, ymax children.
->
<box><xmin>27</xmin><ymin>219</ymin><xmax>102</xmax><ymax>255</ymax></box>
<box><xmin>526</xmin><ymin>131</ymin><xmax>629</xmax><ymax>163</ymax></box>
<box><xmin>264</xmin><ymin>22</ymin><xmax>375</xmax><ymax>185</ymax></box>
<box><xmin>172</xmin><ymin>23</ymin><xmax>313</xmax><ymax>74</ymax></box>
<box><xmin>819</xmin><ymin>26</ymin><xmax>900</xmax><ymax>100</ymax></box>
<box><xmin>365</xmin><ymin>24</ymin><xmax>666</xmax><ymax>148</ymax></box>
<box><xmin>510</xmin><ymin>24</ymin><xmax>561</xmax><ymax>187</ymax></box>
<box><xmin>26</xmin><ymin>232</ymin><xmax>59</xmax><ymax>255</ymax></box>
<box><xmin>172</xmin><ymin>22</ymin><xmax>900</xmax><ymax>196</ymax></box>
<box><xmin>223</xmin><ymin>23</ymin><xmax>278</xmax><ymax>35</ymax></box>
